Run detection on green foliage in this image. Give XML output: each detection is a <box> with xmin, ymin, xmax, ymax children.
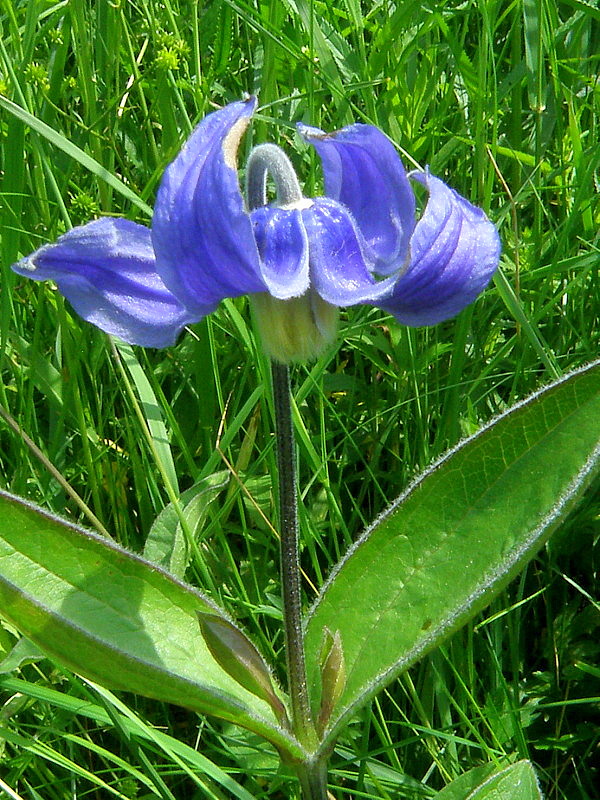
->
<box><xmin>1</xmin><ymin>0</ymin><xmax>598</xmax><ymax>797</ymax></box>
<box><xmin>144</xmin><ymin>471</ymin><xmax>229</xmax><ymax>578</ymax></box>
<box><xmin>1</xmin><ymin>364</ymin><xmax>597</xmax><ymax>793</ymax></box>
<box><xmin>433</xmin><ymin>760</ymin><xmax>542</xmax><ymax>800</ymax></box>
<box><xmin>305</xmin><ymin>361</ymin><xmax>600</xmax><ymax>756</ymax></box>
<box><xmin>0</xmin><ymin>489</ymin><xmax>301</xmax><ymax>758</ymax></box>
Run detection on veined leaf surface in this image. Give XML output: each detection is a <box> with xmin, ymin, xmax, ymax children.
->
<box><xmin>0</xmin><ymin>492</ymin><xmax>302</xmax><ymax>760</ymax></box>
<box><xmin>433</xmin><ymin>760</ymin><xmax>542</xmax><ymax>800</ymax></box>
<box><xmin>305</xmin><ymin>361</ymin><xmax>600</xmax><ymax>754</ymax></box>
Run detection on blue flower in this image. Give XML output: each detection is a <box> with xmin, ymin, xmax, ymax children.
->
<box><xmin>12</xmin><ymin>97</ymin><xmax>500</xmax><ymax>362</ymax></box>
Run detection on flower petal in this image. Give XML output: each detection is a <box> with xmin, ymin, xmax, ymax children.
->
<box><xmin>377</xmin><ymin>172</ymin><xmax>500</xmax><ymax>326</ymax></box>
<box><xmin>302</xmin><ymin>199</ymin><xmax>397</xmax><ymax>306</ymax></box>
<box><xmin>12</xmin><ymin>218</ymin><xmax>197</xmax><ymax>348</ymax></box>
<box><xmin>152</xmin><ymin>97</ymin><xmax>267</xmax><ymax>313</ymax></box>
<box><xmin>298</xmin><ymin>122</ymin><xmax>416</xmax><ymax>274</ymax></box>
<box><xmin>250</xmin><ymin>205</ymin><xmax>310</xmax><ymax>299</ymax></box>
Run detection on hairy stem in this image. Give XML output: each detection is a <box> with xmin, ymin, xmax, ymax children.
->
<box><xmin>271</xmin><ymin>362</ymin><xmax>317</xmax><ymax>752</ymax></box>
<box><xmin>297</xmin><ymin>757</ymin><xmax>330</xmax><ymax>800</ymax></box>
<box><xmin>246</xmin><ymin>143</ymin><xmax>303</xmax><ymax>209</ymax></box>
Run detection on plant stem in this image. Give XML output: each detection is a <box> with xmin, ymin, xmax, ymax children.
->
<box><xmin>297</xmin><ymin>758</ymin><xmax>330</xmax><ymax>800</ymax></box>
<box><xmin>271</xmin><ymin>361</ymin><xmax>316</xmax><ymax>750</ymax></box>
<box><xmin>272</xmin><ymin>362</ymin><xmax>329</xmax><ymax>799</ymax></box>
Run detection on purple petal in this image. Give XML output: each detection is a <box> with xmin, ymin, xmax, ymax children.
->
<box><xmin>302</xmin><ymin>199</ymin><xmax>397</xmax><ymax>306</ymax></box>
<box><xmin>152</xmin><ymin>98</ymin><xmax>267</xmax><ymax>313</ymax></box>
<box><xmin>298</xmin><ymin>122</ymin><xmax>416</xmax><ymax>274</ymax></box>
<box><xmin>377</xmin><ymin>172</ymin><xmax>501</xmax><ymax>326</ymax></box>
<box><xmin>251</xmin><ymin>206</ymin><xmax>310</xmax><ymax>299</ymax></box>
<box><xmin>12</xmin><ymin>218</ymin><xmax>197</xmax><ymax>348</ymax></box>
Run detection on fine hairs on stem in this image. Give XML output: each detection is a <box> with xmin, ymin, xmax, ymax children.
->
<box><xmin>246</xmin><ymin>143</ymin><xmax>304</xmax><ymax>210</ymax></box>
<box><xmin>270</xmin><ymin>362</ymin><xmax>315</xmax><ymax>745</ymax></box>
<box><xmin>271</xmin><ymin>363</ymin><xmax>328</xmax><ymax>799</ymax></box>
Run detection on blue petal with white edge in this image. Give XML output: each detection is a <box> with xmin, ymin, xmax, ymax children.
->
<box><xmin>299</xmin><ymin>122</ymin><xmax>416</xmax><ymax>275</ymax></box>
<box><xmin>251</xmin><ymin>205</ymin><xmax>310</xmax><ymax>299</ymax></box>
<box><xmin>302</xmin><ymin>198</ymin><xmax>397</xmax><ymax>306</ymax></box>
<box><xmin>377</xmin><ymin>172</ymin><xmax>501</xmax><ymax>326</ymax></box>
<box><xmin>12</xmin><ymin>218</ymin><xmax>197</xmax><ymax>348</ymax></box>
<box><xmin>152</xmin><ymin>97</ymin><xmax>267</xmax><ymax>314</ymax></box>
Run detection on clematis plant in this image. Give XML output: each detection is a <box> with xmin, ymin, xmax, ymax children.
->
<box><xmin>12</xmin><ymin>96</ymin><xmax>500</xmax><ymax>363</ymax></box>
<box><xmin>11</xmin><ymin>98</ymin><xmax>500</xmax><ymax>791</ymax></box>
<box><xmin>6</xmin><ymin>98</ymin><xmax>595</xmax><ymax>800</ymax></box>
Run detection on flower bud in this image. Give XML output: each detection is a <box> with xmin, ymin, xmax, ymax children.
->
<box><xmin>316</xmin><ymin>627</ymin><xmax>346</xmax><ymax>735</ymax></box>
<box><xmin>197</xmin><ymin>612</ymin><xmax>289</xmax><ymax>727</ymax></box>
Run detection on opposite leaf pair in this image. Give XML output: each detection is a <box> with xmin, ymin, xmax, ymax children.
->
<box><xmin>1</xmin><ymin>360</ymin><xmax>597</xmax><ymax>764</ymax></box>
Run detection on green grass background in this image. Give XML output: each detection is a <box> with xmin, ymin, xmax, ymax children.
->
<box><xmin>0</xmin><ymin>0</ymin><xmax>598</xmax><ymax>797</ymax></box>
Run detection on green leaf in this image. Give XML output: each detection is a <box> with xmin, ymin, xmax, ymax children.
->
<box><xmin>114</xmin><ymin>340</ymin><xmax>180</xmax><ymax>495</ymax></box>
<box><xmin>144</xmin><ymin>472</ymin><xmax>229</xmax><ymax>578</ymax></box>
<box><xmin>432</xmin><ymin>764</ymin><xmax>497</xmax><ymax>800</ymax></box>
<box><xmin>305</xmin><ymin>361</ymin><xmax>600</xmax><ymax>754</ymax></box>
<box><xmin>433</xmin><ymin>760</ymin><xmax>542</xmax><ymax>800</ymax></box>
<box><xmin>0</xmin><ymin>491</ymin><xmax>303</xmax><ymax>761</ymax></box>
<box><xmin>0</xmin><ymin>637</ymin><xmax>45</xmax><ymax>673</ymax></box>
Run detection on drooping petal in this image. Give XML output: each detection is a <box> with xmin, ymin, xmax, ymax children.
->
<box><xmin>12</xmin><ymin>218</ymin><xmax>197</xmax><ymax>348</ymax></box>
<box><xmin>298</xmin><ymin>122</ymin><xmax>416</xmax><ymax>274</ymax></box>
<box><xmin>302</xmin><ymin>198</ymin><xmax>397</xmax><ymax>306</ymax></box>
<box><xmin>152</xmin><ymin>97</ymin><xmax>267</xmax><ymax>313</ymax></box>
<box><xmin>377</xmin><ymin>172</ymin><xmax>500</xmax><ymax>326</ymax></box>
<box><xmin>250</xmin><ymin>205</ymin><xmax>310</xmax><ymax>299</ymax></box>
